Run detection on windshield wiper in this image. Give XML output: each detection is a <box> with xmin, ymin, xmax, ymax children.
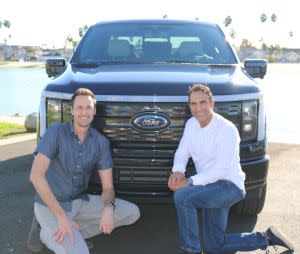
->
<box><xmin>72</xmin><ymin>62</ymin><xmax>101</xmax><ymax>68</ymax></box>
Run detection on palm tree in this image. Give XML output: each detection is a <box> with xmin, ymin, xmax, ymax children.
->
<box><xmin>3</xmin><ymin>20</ymin><xmax>11</xmax><ymax>28</ymax></box>
<box><xmin>271</xmin><ymin>13</ymin><xmax>277</xmax><ymax>22</ymax></box>
<box><xmin>79</xmin><ymin>25</ymin><xmax>89</xmax><ymax>38</ymax></box>
<box><xmin>260</xmin><ymin>13</ymin><xmax>267</xmax><ymax>23</ymax></box>
<box><xmin>224</xmin><ymin>16</ymin><xmax>232</xmax><ymax>27</ymax></box>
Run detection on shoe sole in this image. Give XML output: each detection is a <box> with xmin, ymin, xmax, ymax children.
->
<box><xmin>269</xmin><ymin>225</ymin><xmax>294</xmax><ymax>252</ymax></box>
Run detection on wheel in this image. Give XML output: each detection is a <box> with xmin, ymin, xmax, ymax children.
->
<box><xmin>233</xmin><ymin>183</ymin><xmax>267</xmax><ymax>216</ymax></box>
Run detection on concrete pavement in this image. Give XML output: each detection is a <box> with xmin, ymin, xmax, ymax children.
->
<box><xmin>0</xmin><ymin>140</ymin><xmax>299</xmax><ymax>254</ymax></box>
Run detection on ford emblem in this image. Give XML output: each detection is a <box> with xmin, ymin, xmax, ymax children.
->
<box><xmin>130</xmin><ymin>112</ymin><xmax>170</xmax><ymax>133</ymax></box>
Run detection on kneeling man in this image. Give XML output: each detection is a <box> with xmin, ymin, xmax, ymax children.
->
<box><xmin>168</xmin><ymin>84</ymin><xmax>294</xmax><ymax>254</ymax></box>
<box><xmin>29</xmin><ymin>88</ymin><xmax>140</xmax><ymax>254</ymax></box>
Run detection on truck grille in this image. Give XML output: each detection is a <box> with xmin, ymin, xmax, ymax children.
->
<box><xmin>93</xmin><ymin>101</ymin><xmax>241</xmax><ymax>186</ymax></box>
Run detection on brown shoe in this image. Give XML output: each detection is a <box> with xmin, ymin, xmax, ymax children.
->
<box><xmin>27</xmin><ymin>215</ymin><xmax>45</xmax><ymax>253</ymax></box>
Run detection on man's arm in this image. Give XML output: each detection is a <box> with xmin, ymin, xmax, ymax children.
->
<box><xmin>29</xmin><ymin>153</ymin><xmax>78</xmax><ymax>244</ymax></box>
<box><xmin>98</xmin><ymin>168</ymin><xmax>115</xmax><ymax>234</ymax></box>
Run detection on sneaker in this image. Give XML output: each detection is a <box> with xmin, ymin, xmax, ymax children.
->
<box><xmin>26</xmin><ymin>215</ymin><xmax>45</xmax><ymax>253</ymax></box>
<box><xmin>265</xmin><ymin>225</ymin><xmax>294</xmax><ymax>252</ymax></box>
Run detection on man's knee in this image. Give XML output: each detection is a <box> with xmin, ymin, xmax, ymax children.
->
<box><xmin>126</xmin><ymin>202</ymin><xmax>140</xmax><ymax>224</ymax></box>
<box><xmin>116</xmin><ymin>200</ymin><xmax>140</xmax><ymax>225</ymax></box>
<box><xmin>173</xmin><ymin>188</ymin><xmax>190</xmax><ymax>205</ymax></box>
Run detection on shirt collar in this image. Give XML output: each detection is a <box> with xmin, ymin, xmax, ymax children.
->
<box><xmin>65</xmin><ymin>121</ymin><xmax>93</xmax><ymax>137</ymax></box>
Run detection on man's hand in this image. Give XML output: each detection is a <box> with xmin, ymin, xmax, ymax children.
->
<box><xmin>54</xmin><ymin>215</ymin><xmax>78</xmax><ymax>245</ymax></box>
<box><xmin>168</xmin><ymin>172</ymin><xmax>189</xmax><ymax>191</ymax></box>
<box><xmin>99</xmin><ymin>206</ymin><xmax>115</xmax><ymax>234</ymax></box>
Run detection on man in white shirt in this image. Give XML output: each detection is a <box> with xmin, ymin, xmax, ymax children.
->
<box><xmin>168</xmin><ymin>84</ymin><xmax>294</xmax><ymax>254</ymax></box>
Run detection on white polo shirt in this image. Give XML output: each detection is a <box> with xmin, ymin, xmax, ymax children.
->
<box><xmin>172</xmin><ymin>112</ymin><xmax>245</xmax><ymax>192</ymax></box>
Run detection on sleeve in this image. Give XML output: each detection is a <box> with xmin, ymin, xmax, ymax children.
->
<box><xmin>97</xmin><ymin>136</ymin><xmax>114</xmax><ymax>170</ymax></box>
<box><xmin>172</xmin><ymin>120</ymin><xmax>192</xmax><ymax>173</ymax></box>
<box><xmin>35</xmin><ymin>124</ymin><xmax>59</xmax><ymax>160</ymax></box>
<box><xmin>191</xmin><ymin>125</ymin><xmax>240</xmax><ymax>185</ymax></box>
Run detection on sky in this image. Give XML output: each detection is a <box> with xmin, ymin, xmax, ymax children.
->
<box><xmin>0</xmin><ymin>0</ymin><xmax>299</xmax><ymax>49</ymax></box>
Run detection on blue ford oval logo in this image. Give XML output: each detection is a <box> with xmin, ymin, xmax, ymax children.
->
<box><xmin>131</xmin><ymin>112</ymin><xmax>170</xmax><ymax>133</ymax></box>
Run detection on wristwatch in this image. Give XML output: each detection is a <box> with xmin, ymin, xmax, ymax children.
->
<box><xmin>104</xmin><ymin>200</ymin><xmax>116</xmax><ymax>210</ymax></box>
<box><xmin>186</xmin><ymin>177</ymin><xmax>193</xmax><ymax>186</ymax></box>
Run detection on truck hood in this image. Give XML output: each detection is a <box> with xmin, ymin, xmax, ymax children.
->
<box><xmin>45</xmin><ymin>63</ymin><xmax>260</xmax><ymax>96</ymax></box>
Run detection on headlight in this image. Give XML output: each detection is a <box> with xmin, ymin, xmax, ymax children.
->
<box><xmin>46</xmin><ymin>99</ymin><xmax>72</xmax><ymax>127</ymax></box>
<box><xmin>241</xmin><ymin>100</ymin><xmax>258</xmax><ymax>142</ymax></box>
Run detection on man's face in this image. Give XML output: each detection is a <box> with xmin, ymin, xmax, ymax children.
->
<box><xmin>189</xmin><ymin>91</ymin><xmax>214</xmax><ymax>124</ymax></box>
<box><xmin>71</xmin><ymin>95</ymin><xmax>96</xmax><ymax>128</ymax></box>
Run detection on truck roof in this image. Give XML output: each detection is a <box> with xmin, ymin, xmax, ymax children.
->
<box><xmin>93</xmin><ymin>19</ymin><xmax>217</xmax><ymax>27</ymax></box>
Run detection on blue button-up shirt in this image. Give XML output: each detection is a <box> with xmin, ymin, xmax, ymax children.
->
<box><xmin>34</xmin><ymin>121</ymin><xmax>113</xmax><ymax>211</ymax></box>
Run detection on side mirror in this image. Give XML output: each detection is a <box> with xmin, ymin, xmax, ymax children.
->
<box><xmin>244</xmin><ymin>59</ymin><xmax>267</xmax><ymax>79</ymax></box>
<box><xmin>45</xmin><ymin>58</ymin><xmax>67</xmax><ymax>78</ymax></box>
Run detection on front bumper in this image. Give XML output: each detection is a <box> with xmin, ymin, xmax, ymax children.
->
<box><xmin>87</xmin><ymin>154</ymin><xmax>269</xmax><ymax>203</ymax></box>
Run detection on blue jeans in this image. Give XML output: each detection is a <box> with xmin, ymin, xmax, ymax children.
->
<box><xmin>173</xmin><ymin>180</ymin><xmax>269</xmax><ymax>254</ymax></box>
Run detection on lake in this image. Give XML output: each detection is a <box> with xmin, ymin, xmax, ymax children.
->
<box><xmin>0</xmin><ymin>64</ymin><xmax>299</xmax><ymax>143</ymax></box>
<box><xmin>0</xmin><ymin>68</ymin><xmax>50</xmax><ymax>116</ymax></box>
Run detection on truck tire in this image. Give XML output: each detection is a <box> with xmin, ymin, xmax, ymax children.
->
<box><xmin>233</xmin><ymin>183</ymin><xmax>267</xmax><ymax>216</ymax></box>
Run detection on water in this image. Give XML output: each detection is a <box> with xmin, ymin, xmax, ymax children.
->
<box><xmin>0</xmin><ymin>68</ymin><xmax>50</xmax><ymax>115</ymax></box>
<box><xmin>0</xmin><ymin>64</ymin><xmax>299</xmax><ymax>143</ymax></box>
<box><xmin>260</xmin><ymin>64</ymin><xmax>300</xmax><ymax>143</ymax></box>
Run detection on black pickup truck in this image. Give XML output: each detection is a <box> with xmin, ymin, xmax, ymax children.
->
<box><xmin>41</xmin><ymin>19</ymin><xmax>268</xmax><ymax>215</ymax></box>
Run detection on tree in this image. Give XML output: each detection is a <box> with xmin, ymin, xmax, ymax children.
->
<box><xmin>224</xmin><ymin>16</ymin><xmax>232</xmax><ymax>27</ymax></box>
<box><xmin>240</xmin><ymin>39</ymin><xmax>255</xmax><ymax>49</ymax></box>
<box><xmin>271</xmin><ymin>13</ymin><xmax>277</xmax><ymax>22</ymax></box>
<box><xmin>230</xmin><ymin>28</ymin><xmax>236</xmax><ymax>40</ymax></box>
<box><xmin>79</xmin><ymin>25</ymin><xmax>89</xmax><ymax>38</ymax></box>
<box><xmin>260</xmin><ymin>13</ymin><xmax>267</xmax><ymax>23</ymax></box>
<box><xmin>162</xmin><ymin>14</ymin><xmax>168</xmax><ymax>18</ymax></box>
<box><xmin>1</xmin><ymin>19</ymin><xmax>12</xmax><ymax>57</ymax></box>
<box><xmin>289</xmin><ymin>31</ymin><xmax>293</xmax><ymax>38</ymax></box>
<box><xmin>3</xmin><ymin>20</ymin><xmax>11</xmax><ymax>28</ymax></box>
<box><xmin>24</xmin><ymin>46</ymin><xmax>36</xmax><ymax>54</ymax></box>
<box><xmin>65</xmin><ymin>34</ymin><xmax>77</xmax><ymax>52</ymax></box>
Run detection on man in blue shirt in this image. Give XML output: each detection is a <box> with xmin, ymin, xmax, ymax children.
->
<box><xmin>27</xmin><ymin>88</ymin><xmax>140</xmax><ymax>253</ymax></box>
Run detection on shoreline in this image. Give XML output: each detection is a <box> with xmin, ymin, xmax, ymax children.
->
<box><xmin>0</xmin><ymin>61</ymin><xmax>44</xmax><ymax>68</ymax></box>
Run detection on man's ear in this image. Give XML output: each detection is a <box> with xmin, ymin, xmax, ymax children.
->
<box><xmin>71</xmin><ymin>107</ymin><xmax>74</xmax><ymax>115</ymax></box>
<box><xmin>210</xmin><ymin>99</ymin><xmax>215</xmax><ymax>109</ymax></box>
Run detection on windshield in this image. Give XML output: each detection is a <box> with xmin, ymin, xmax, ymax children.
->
<box><xmin>73</xmin><ymin>22</ymin><xmax>237</xmax><ymax>65</ymax></box>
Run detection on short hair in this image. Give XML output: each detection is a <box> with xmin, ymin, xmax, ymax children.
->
<box><xmin>188</xmin><ymin>83</ymin><xmax>213</xmax><ymax>102</ymax></box>
<box><xmin>71</xmin><ymin>88</ymin><xmax>96</xmax><ymax>107</ymax></box>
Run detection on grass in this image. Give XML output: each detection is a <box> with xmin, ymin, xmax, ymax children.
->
<box><xmin>0</xmin><ymin>121</ymin><xmax>30</xmax><ymax>139</ymax></box>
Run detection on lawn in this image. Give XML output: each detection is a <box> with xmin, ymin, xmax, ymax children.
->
<box><xmin>0</xmin><ymin>122</ymin><xmax>29</xmax><ymax>139</ymax></box>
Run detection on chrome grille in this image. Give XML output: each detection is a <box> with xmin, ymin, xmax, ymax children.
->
<box><xmin>94</xmin><ymin>101</ymin><xmax>242</xmax><ymax>184</ymax></box>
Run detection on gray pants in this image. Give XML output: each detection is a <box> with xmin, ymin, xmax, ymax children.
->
<box><xmin>34</xmin><ymin>195</ymin><xmax>140</xmax><ymax>254</ymax></box>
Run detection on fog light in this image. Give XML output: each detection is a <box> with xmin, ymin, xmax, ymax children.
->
<box><xmin>243</xmin><ymin>124</ymin><xmax>253</xmax><ymax>132</ymax></box>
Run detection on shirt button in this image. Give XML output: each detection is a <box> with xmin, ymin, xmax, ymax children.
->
<box><xmin>77</xmin><ymin>165</ymin><xmax>79</xmax><ymax>168</ymax></box>
<box><xmin>79</xmin><ymin>153</ymin><xmax>82</xmax><ymax>156</ymax></box>
<box><xmin>73</xmin><ymin>188</ymin><xmax>76</xmax><ymax>191</ymax></box>
<box><xmin>73</xmin><ymin>176</ymin><xmax>76</xmax><ymax>179</ymax></box>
